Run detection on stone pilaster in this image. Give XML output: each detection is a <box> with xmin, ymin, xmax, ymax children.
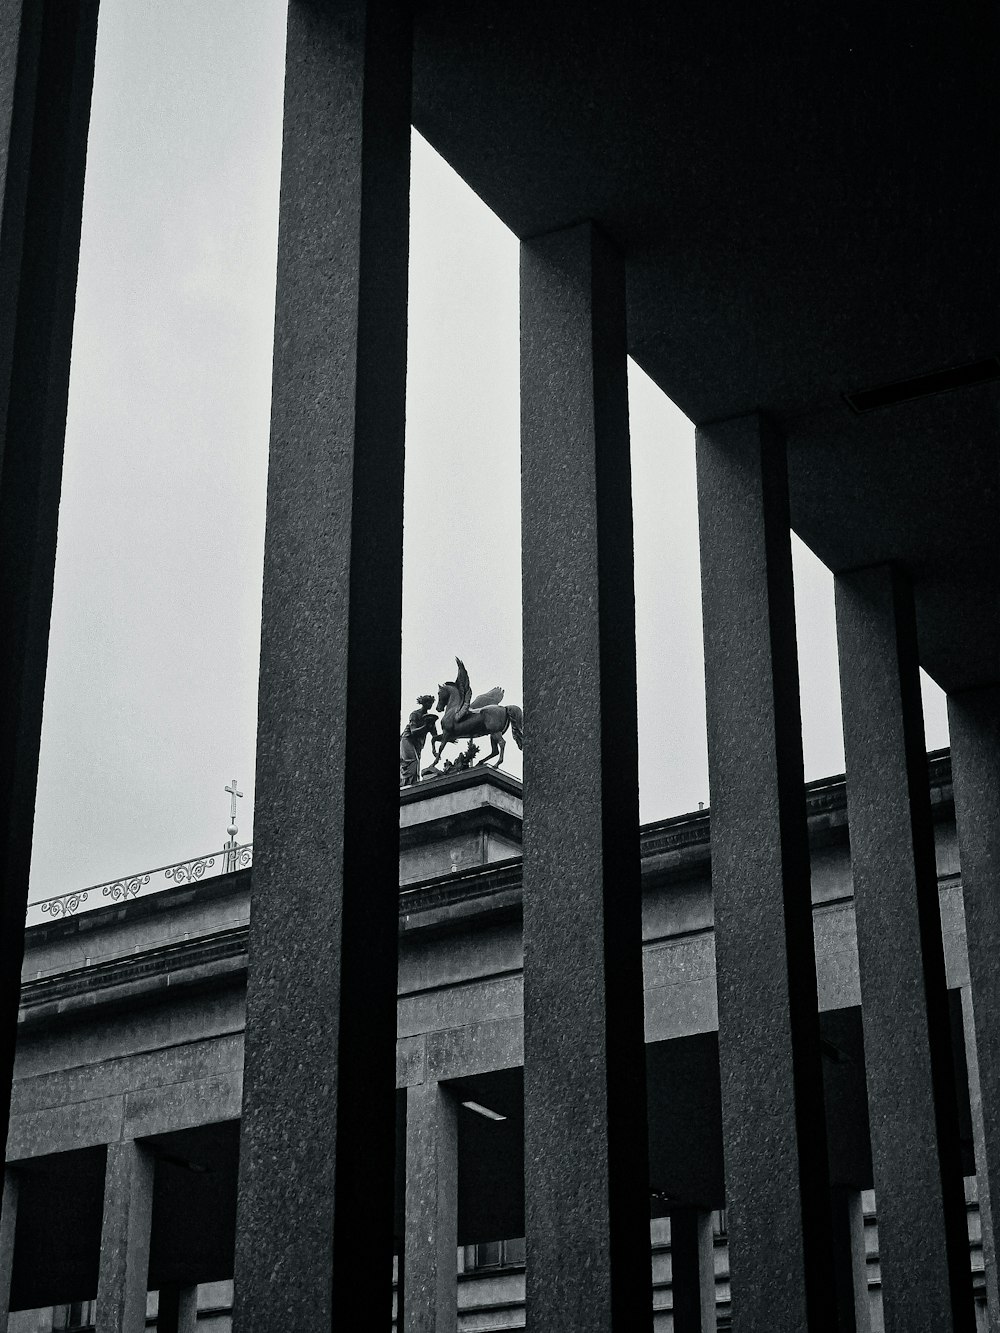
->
<box><xmin>97</xmin><ymin>1140</ymin><xmax>155</xmax><ymax>1333</ymax></box>
<box><xmin>404</xmin><ymin>1082</ymin><xmax>458</xmax><ymax>1333</ymax></box>
<box><xmin>669</xmin><ymin>1207</ymin><xmax>716</xmax><ymax>1332</ymax></box>
<box><xmin>830</xmin><ymin>1188</ymin><xmax>872</xmax><ymax>1333</ymax></box>
<box><xmin>949</xmin><ymin>684</ymin><xmax>1000</xmax><ymax>1329</ymax></box>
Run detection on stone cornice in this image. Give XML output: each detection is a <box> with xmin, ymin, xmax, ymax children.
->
<box><xmin>19</xmin><ymin>752</ymin><xmax>954</xmax><ymax>1024</ymax></box>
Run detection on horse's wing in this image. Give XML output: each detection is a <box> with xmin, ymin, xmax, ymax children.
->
<box><xmin>471</xmin><ymin>687</ymin><xmax>504</xmax><ymax>709</ymax></box>
<box><xmin>455</xmin><ymin>658</ymin><xmax>473</xmax><ymax>718</ymax></box>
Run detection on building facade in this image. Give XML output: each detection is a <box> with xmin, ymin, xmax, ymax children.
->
<box><xmin>1</xmin><ymin>759</ymin><xmax>992</xmax><ymax>1331</ymax></box>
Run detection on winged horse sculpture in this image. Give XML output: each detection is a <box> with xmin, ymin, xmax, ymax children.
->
<box><xmin>427</xmin><ymin>658</ymin><xmax>524</xmax><ymax>770</ymax></box>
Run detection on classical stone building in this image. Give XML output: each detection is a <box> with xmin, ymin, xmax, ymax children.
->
<box><xmin>0</xmin><ymin>759</ymin><xmax>993</xmax><ymax>1331</ymax></box>
<box><xmin>2</xmin><ymin>2</ymin><xmax>998</xmax><ymax>1332</ymax></box>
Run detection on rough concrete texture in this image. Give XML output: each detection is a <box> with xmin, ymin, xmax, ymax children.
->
<box><xmin>231</xmin><ymin>2</ymin><xmax>413</xmax><ymax>1329</ymax></box>
<box><xmin>520</xmin><ymin>220</ymin><xmax>651</xmax><ymax>1331</ymax></box>
<box><xmin>97</xmin><ymin>1140</ymin><xmax>154</xmax><ymax>1333</ymax></box>
<box><xmin>696</xmin><ymin>413</ymin><xmax>834</xmax><ymax>1331</ymax></box>
<box><xmin>836</xmin><ymin>564</ymin><xmax>974</xmax><ymax>1332</ymax></box>
<box><xmin>949</xmin><ymin>685</ymin><xmax>1000</xmax><ymax>1325</ymax></box>
<box><xmin>404</xmin><ymin>1082</ymin><xmax>458</xmax><ymax>1333</ymax></box>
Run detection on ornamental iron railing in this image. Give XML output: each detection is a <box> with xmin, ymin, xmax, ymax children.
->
<box><xmin>26</xmin><ymin>843</ymin><xmax>253</xmax><ymax>926</ymax></box>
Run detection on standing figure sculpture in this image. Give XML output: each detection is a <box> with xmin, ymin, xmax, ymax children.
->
<box><xmin>426</xmin><ymin>659</ymin><xmax>523</xmax><ymax>771</ymax></box>
<box><xmin>400</xmin><ymin>695</ymin><xmax>439</xmax><ymax>787</ymax></box>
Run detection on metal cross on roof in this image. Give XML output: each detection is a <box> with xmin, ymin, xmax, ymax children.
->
<box><xmin>225</xmin><ymin>778</ymin><xmax>243</xmax><ymax>826</ymax></box>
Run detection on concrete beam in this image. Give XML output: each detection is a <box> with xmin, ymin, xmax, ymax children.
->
<box><xmin>403</xmin><ymin>1082</ymin><xmax>458</xmax><ymax>1333</ymax></box>
<box><xmin>835</xmin><ymin>563</ymin><xmax>974</xmax><ymax>1331</ymax></box>
<box><xmin>520</xmin><ymin>221</ymin><xmax>651</xmax><ymax>1330</ymax></box>
<box><xmin>231</xmin><ymin>2</ymin><xmax>412</xmax><ymax>1328</ymax></box>
<box><xmin>696</xmin><ymin>412</ymin><xmax>835</xmax><ymax>1331</ymax></box>
<box><xmin>97</xmin><ymin>1140</ymin><xmax>154</xmax><ymax>1333</ymax></box>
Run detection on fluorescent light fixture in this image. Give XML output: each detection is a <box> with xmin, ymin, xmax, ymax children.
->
<box><xmin>461</xmin><ymin>1099</ymin><xmax>506</xmax><ymax>1122</ymax></box>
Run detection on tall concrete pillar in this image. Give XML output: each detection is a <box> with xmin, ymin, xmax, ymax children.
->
<box><xmin>835</xmin><ymin>563</ymin><xmax>974</xmax><ymax>1332</ymax></box>
<box><xmin>520</xmin><ymin>221</ymin><xmax>651</xmax><ymax>1331</ymax></box>
<box><xmin>830</xmin><ymin>1188</ymin><xmax>871</xmax><ymax>1333</ymax></box>
<box><xmin>157</xmin><ymin>1285</ymin><xmax>198</xmax><ymax>1333</ymax></box>
<box><xmin>404</xmin><ymin>1082</ymin><xmax>458</xmax><ymax>1333</ymax></box>
<box><xmin>0</xmin><ymin>0</ymin><xmax>98</xmax><ymax>1187</ymax></box>
<box><xmin>949</xmin><ymin>685</ymin><xmax>1000</xmax><ymax>1329</ymax></box>
<box><xmin>670</xmin><ymin>1208</ymin><xmax>715</xmax><ymax>1332</ymax></box>
<box><xmin>695</xmin><ymin>413</ymin><xmax>835</xmax><ymax>1332</ymax></box>
<box><xmin>0</xmin><ymin>1169</ymin><xmax>17</xmax><ymax>1329</ymax></box>
<box><xmin>97</xmin><ymin>1140</ymin><xmax>155</xmax><ymax>1333</ymax></box>
<box><xmin>231</xmin><ymin>3</ymin><xmax>412</xmax><ymax>1329</ymax></box>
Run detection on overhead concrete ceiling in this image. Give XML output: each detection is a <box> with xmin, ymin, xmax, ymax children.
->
<box><xmin>413</xmin><ymin>0</ymin><xmax>999</xmax><ymax>692</ymax></box>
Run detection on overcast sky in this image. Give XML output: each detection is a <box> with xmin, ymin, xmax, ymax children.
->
<box><xmin>27</xmin><ymin>0</ymin><xmax>949</xmax><ymax>901</ymax></box>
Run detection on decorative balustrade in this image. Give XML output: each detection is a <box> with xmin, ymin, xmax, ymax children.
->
<box><xmin>26</xmin><ymin>843</ymin><xmax>253</xmax><ymax>926</ymax></box>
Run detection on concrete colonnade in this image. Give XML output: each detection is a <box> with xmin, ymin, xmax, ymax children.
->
<box><xmin>1</xmin><ymin>3</ymin><xmax>999</xmax><ymax>1333</ymax></box>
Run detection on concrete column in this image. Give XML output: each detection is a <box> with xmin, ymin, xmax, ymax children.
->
<box><xmin>97</xmin><ymin>1140</ymin><xmax>155</xmax><ymax>1333</ymax></box>
<box><xmin>0</xmin><ymin>0</ymin><xmax>98</xmax><ymax>1173</ymax></box>
<box><xmin>670</xmin><ymin>1208</ymin><xmax>715</xmax><ymax>1332</ymax></box>
<box><xmin>949</xmin><ymin>684</ymin><xmax>1000</xmax><ymax>1328</ymax></box>
<box><xmin>520</xmin><ymin>221</ymin><xmax>651</xmax><ymax>1331</ymax></box>
<box><xmin>830</xmin><ymin>1189</ymin><xmax>871</xmax><ymax>1333</ymax></box>
<box><xmin>0</xmin><ymin>1169</ymin><xmax>17</xmax><ymax>1329</ymax></box>
<box><xmin>231</xmin><ymin>3</ymin><xmax>411</xmax><ymax>1330</ymax></box>
<box><xmin>403</xmin><ymin>1083</ymin><xmax>458</xmax><ymax>1333</ymax></box>
<box><xmin>695</xmin><ymin>412</ymin><xmax>835</xmax><ymax>1332</ymax></box>
<box><xmin>835</xmin><ymin>563</ymin><xmax>974</xmax><ymax>1332</ymax></box>
<box><xmin>157</xmin><ymin>1285</ymin><xmax>198</xmax><ymax>1333</ymax></box>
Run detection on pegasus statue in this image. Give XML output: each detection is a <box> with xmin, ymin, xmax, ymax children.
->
<box><xmin>427</xmin><ymin>658</ymin><xmax>524</xmax><ymax>771</ymax></box>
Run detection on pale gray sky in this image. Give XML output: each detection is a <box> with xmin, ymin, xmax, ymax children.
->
<box><xmin>28</xmin><ymin>0</ymin><xmax>949</xmax><ymax>900</ymax></box>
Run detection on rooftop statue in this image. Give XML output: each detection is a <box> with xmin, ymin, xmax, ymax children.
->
<box><xmin>424</xmin><ymin>658</ymin><xmax>523</xmax><ymax>774</ymax></box>
<box><xmin>400</xmin><ymin>694</ymin><xmax>439</xmax><ymax>787</ymax></box>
